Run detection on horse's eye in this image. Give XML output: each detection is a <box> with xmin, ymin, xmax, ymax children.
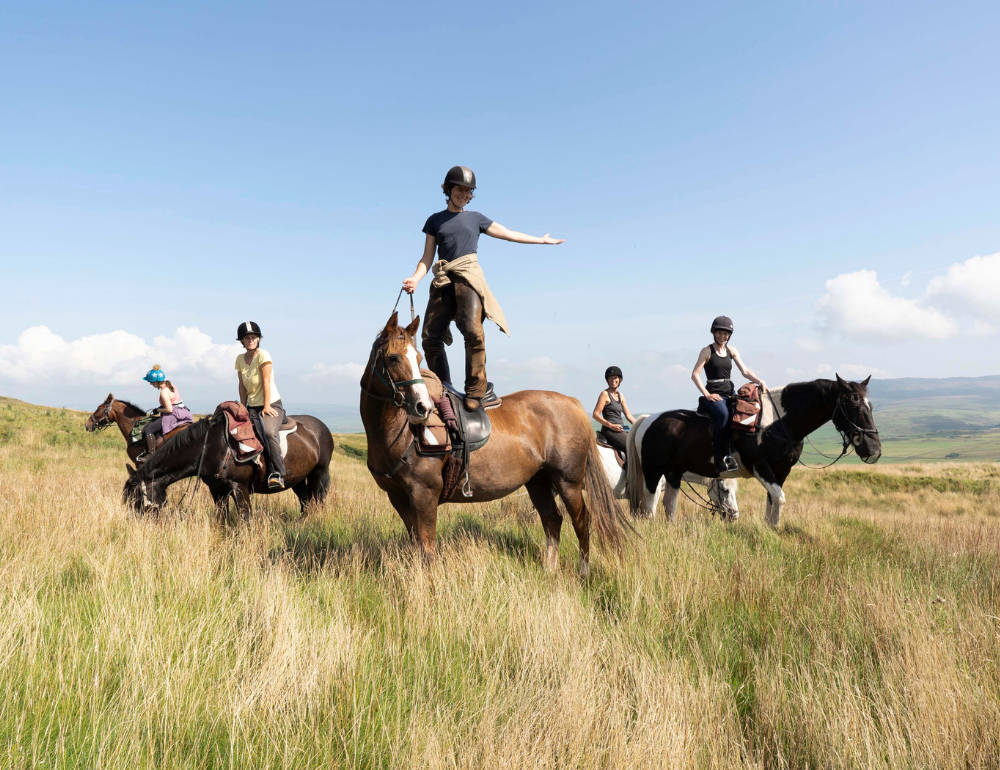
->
<box><xmin>387</xmin><ymin>354</ymin><xmax>402</xmax><ymax>366</ymax></box>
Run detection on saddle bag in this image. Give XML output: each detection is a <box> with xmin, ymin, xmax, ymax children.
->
<box><xmin>730</xmin><ymin>383</ymin><xmax>762</xmax><ymax>433</ymax></box>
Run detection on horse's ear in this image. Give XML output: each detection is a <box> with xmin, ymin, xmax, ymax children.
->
<box><xmin>386</xmin><ymin>311</ymin><xmax>399</xmax><ymax>330</ymax></box>
<box><xmin>107</xmin><ymin>393</ymin><xmax>115</xmax><ymax>402</ymax></box>
<box><xmin>126</xmin><ymin>464</ymin><xmax>136</xmax><ymax>478</ymax></box>
<box><xmin>835</xmin><ymin>373</ymin><xmax>849</xmax><ymax>390</ymax></box>
<box><xmin>405</xmin><ymin>315</ymin><xmax>420</xmax><ymax>337</ymax></box>
<box><xmin>860</xmin><ymin>375</ymin><xmax>872</xmax><ymax>389</ymax></box>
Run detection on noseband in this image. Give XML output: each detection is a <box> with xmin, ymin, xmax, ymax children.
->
<box><xmin>362</xmin><ymin>341</ymin><xmax>426</xmax><ymax>411</ymax></box>
<box><xmin>832</xmin><ymin>396</ymin><xmax>880</xmax><ymax>448</ymax></box>
<box><xmin>91</xmin><ymin>399</ymin><xmax>116</xmax><ymax>430</ymax></box>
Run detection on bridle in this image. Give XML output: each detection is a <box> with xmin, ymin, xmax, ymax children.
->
<box><xmin>362</xmin><ymin>343</ymin><xmax>426</xmax><ymax>410</ymax></box>
<box><xmin>767</xmin><ymin>389</ymin><xmax>880</xmax><ymax>469</ymax></box>
<box><xmin>90</xmin><ymin>398</ymin><xmax>117</xmax><ymax>430</ymax></box>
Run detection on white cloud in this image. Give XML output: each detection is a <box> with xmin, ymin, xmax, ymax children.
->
<box><xmin>0</xmin><ymin>326</ymin><xmax>241</xmax><ymax>384</ymax></box>
<box><xmin>303</xmin><ymin>362</ymin><xmax>366</xmax><ymax>383</ymax></box>
<box><xmin>971</xmin><ymin>320</ymin><xmax>997</xmax><ymax>337</ymax></box>
<box><xmin>815</xmin><ymin>270</ymin><xmax>958</xmax><ymax>341</ymax></box>
<box><xmin>925</xmin><ymin>253</ymin><xmax>1000</xmax><ymax>321</ymax></box>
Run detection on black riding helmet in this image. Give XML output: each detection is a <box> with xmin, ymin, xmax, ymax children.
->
<box><xmin>443</xmin><ymin>165</ymin><xmax>476</xmax><ymax>190</ymax></box>
<box><xmin>605</xmin><ymin>366</ymin><xmax>623</xmax><ymax>382</ymax></box>
<box><xmin>237</xmin><ymin>321</ymin><xmax>262</xmax><ymax>340</ymax></box>
<box><xmin>710</xmin><ymin>316</ymin><xmax>734</xmax><ymax>335</ymax></box>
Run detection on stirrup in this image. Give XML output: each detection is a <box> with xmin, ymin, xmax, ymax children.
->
<box><xmin>721</xmin><ymin>455</ymin><xmax>738</xmax><ymax>473</ymax></box>
<box><xmin>267</xmin><ymin>472</ymin><xmax>284</xmax><ymax>490</ymax></box>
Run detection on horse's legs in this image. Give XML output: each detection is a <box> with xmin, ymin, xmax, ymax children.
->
<box><xmin>752</xmin><ymin>460</ymin><xmax>786</xmax><ymax>527</ymax></box>
<box><xmin>662</xmin><ymin>474</ymin><xmax>681</xmax><ymax>521</ymax></box>
<box><xmin>388</xmin><ymin>488</ymin><xmax>439</xmax><ymax>561</ymax></box>
<box><xmin>291</xmin><ymin>464</ymin><xmax>330</xmax><ymax>515</ymax></box>
<box><xmin>553</xmin><ymin>478</ymin><xmax>590</xmax><ymax>578</ymax></box>
<box><xmin>525</xmin><ymin>475</ymin><xmax>562</xmax><ymax>572</ymax></box>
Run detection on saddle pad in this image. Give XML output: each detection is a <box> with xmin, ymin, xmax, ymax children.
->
<box><xmin>278</xmin><ymin>424</ymin><xmax>297</xmax><ymax>459</ymax></box>
<box><xmin>730</xmin><ymin>384</ymin><xmax>762</xmax><ymax>433</ymax></box>
<box><xmin>130</xmin><ymin>414</ymin><xmax>158</xmax><ymax>445</ymax></box>
<box><xmin>445</xmin><ymin>391</ymin><xmax>491</xmax><ymax>451</ymax></box>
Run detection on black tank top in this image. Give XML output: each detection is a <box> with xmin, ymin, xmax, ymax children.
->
<box><xmin>704</xmin><ymin>345</ymin><xmax>734</xmax><ymax>395</ymax></box>
<box><xmin>602</xmin><ymin>390</ymin><xmax>624</xmax><ymax>425</ymax></box>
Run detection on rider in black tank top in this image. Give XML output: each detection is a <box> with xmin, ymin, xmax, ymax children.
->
<box><xmin>691</xmin><ymin>316</ymin><xmax>769</xmax><ymax>473</ymax></box>
<box><xmin>593</xmin><ymin>366</ymin><xmax>634</xmax><ymax>457</ymax></box>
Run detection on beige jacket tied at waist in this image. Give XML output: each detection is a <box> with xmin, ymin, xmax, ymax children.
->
<box><xmin>430</xmin><ymin>254</ymin><xmax>510</xmax><ymax>344</ymax></box>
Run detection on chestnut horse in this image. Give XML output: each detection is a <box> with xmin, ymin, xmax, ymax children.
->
<box><xmin>85</xmin><ymin>393</ymin><xmax>190</xmax><ymax>464</ymax></box>
<box><xmin>361</xmin><ymin>312</ymin><xmax>631</xmax><ymax>575</ymax></box>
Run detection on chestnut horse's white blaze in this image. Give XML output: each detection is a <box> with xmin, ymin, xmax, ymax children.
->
<box><xmin>404</xmin><ymin>343</ymin><xmax>436</xmax><ymax>420</ymax></box>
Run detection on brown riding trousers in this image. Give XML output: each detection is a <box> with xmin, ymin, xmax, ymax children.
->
<box><xmin>422</xmin><ymin>280</ymin><xmax>488</xmax><ymax>399</ymax></box>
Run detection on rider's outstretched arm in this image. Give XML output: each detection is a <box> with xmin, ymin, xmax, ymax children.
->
<box><xmin>485</xmin><ymin>222</ymin><xmax>565</xmax><ymax>245</ymax></box>
<box><xmin>403</xmin><ymin>235</ymin><xmax>437</xmax><ymax>294</ymax></box>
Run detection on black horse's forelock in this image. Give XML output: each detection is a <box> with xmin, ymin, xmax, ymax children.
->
<box><xmin>133</xmin><ymin>414</ymin><xmax>221</xmax><ymax>480</ymax></box>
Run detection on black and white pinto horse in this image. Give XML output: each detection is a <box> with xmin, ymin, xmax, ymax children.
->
<box><xmin>597</xmin><ymin>433</ymin><xmax>741</xmax><ymax>520</ymax></box>
<box><xmin>626</xmin><ymin>376</ymin><xmax>881</xmax><ymax>526</ymax></box>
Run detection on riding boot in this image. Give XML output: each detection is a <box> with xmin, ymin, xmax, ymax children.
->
<box><xmin>712</xmin><ymin>426</ymin><xmax>734</xmax><ymax>474</ymax></box>
<box><xmin>454</xmin><ymin>282</ymin><xmax>494</xmax><ymax>410</ymax></box>
<box><xmin>145</xmin><ymin>433</ymin><xmax>157</xmax><ymax>457</ymax></box>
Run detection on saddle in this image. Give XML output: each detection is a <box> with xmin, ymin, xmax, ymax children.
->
<box><xmin>214</xmin><ymin>401</ymin><xmax>298</xmax><ymax>466</ymax></box>
<box><xmin>595</xmin><ymin>430</ymin><xmax>626</xmax><ymax>467</ymax></box>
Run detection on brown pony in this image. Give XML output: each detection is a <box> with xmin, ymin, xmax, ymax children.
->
<box><xmin>84</xmin><ymin>393</ymin><xmax>191</xmax><ymax>464</ymax></box>
<box><xmin>360</xmin><ymin>312</ymin><xmax>631</xmax><ymax>575</ymax></box>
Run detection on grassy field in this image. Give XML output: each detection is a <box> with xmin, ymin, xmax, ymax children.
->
<box><xmin>2</xmin><ymin>395</ymin><xmax>1000</xmax><ymax>768</ymax></box>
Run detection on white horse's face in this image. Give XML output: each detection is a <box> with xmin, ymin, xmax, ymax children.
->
<box><xmin>708</xmin><ymin>478</ymin><xmax>740</xmax><ymax>521</ymax></box>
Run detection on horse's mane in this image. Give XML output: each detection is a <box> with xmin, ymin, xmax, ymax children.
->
<box><xmin>117</xmin><ymin>399</ymin><xmax>146</xmax><ymax>415</ymax></box>
<box><xmin>134</xmin><ymin>415</ymin><xmax>221</xmax><ymax>479</ymax></box>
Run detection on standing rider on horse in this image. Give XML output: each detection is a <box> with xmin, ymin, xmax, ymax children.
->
<box><xmin>140</xmin><ymin>365</ymin><xmax>194</xmax><ymax>461</ymax></box>
<box><xmin>593</xmin><ymin>366</ymin><xmax>635</xmax><ymax>458</ymax></box>
<box><xmin>235</xmin><ymin>321</ymin><xmax>286</xmax><ymax>490</ymax></box>
<box><xmin>692</xmin><ymin>316</ymin><xmax>768</xmax><ymax>474</ymax></box>
<box><xmin>402</xmin><ymin>166</ymin><xmax>565</xmax><ymax>411</ymax></box>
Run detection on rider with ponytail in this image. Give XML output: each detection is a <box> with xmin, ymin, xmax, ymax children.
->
<box><xmin>593</xmin><ymin>366</ymin><xmax>635</xmax><ymax>456</ymax></box>
<box><xmin>235</xmin><ymin>321</ymin><xmax>286</xmax><ymax>490</ymax></box>
<box><xmin>692</xmin><ymin>316</ymin><xmax>768</xmax><ymax>473</ymax></box>
<box><xmin>403</xmin><ymin>166</ymin><xmax>565</xmax><ymax>411</ymax></box>
<box><xmin>140</xmin><ymin>365</ymin><xmax>193</xmax><ymax>460</ymax></box>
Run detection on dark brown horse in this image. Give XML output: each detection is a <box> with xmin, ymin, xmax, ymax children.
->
<box><xmin>361</xmin><ymin>312</ymin><xmax>631</xmax><ymax>575</ymax></box>
<box><xmin>85</xmin><ymin>393</ymin><xmax>191</xmax><ymax>464</ymax></box>
<box><xmin>122</xmin><ymin>412</ymin><xmax>334</xmax><ymax>519</ymax></box>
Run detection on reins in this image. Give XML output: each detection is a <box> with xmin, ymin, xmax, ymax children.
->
<box><xmin>176</xmin><ymin>418</ymin><xmax>214</xmax><ymax>516</ymax></box>
<box><xmin>764</xmin><ymin>389</ymin><xmax>878</xmax><ymax>470</ymax></box>
<box><xmin>362</xmin><ymin>289</ymin><xmax>424</xmax><ymax>479</ymax></box>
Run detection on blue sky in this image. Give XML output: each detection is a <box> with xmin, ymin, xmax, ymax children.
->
<box><xmin>2</xmin><ymin>1</ymin><xmax>999</xmax><ymax>417</ymax></box>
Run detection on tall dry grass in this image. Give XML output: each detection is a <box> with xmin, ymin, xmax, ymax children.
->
<box><xmin>1</xmin><ymin>399</ymin><xmax>999</xmax><ymax>768</ymax></box>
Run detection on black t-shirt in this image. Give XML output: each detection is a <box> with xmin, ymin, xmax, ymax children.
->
<box><xmin>422</xmin><ymin>210</ymin><xmax>494</xmax><ymax>262</ymax></box>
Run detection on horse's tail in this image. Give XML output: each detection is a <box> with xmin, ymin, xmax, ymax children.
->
<box><xmin>585</xmin><ymin>438</ymin><xmax>635</xmax><ymax>554</ymax></box>
<box><xmin>626</xmin><ymin>414</ymin><xmax>649</xmax><ymax>515</ymax></box>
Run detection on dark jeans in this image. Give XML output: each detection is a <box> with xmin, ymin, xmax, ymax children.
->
<box><xmin>422</xmin><ymin>280</ymin><xmax>488</xmax><ymax>398</ymax></box>
<box><xmin>699</xmin><ymin>396</ymin><xmax>733</xmax><ymax>466</ymax></box>
<box><xmin>248</xmin><ymin>399</ymin><xmax>286</xmax><ymax>477</ymax></box>
<box><xmin>601</xmin><ymin>425</ymin><xmax>628</xmax><ymax>454</ymax></box>
<box><xmin>142</xmin><ymin>417</ymin><xmax>163</xmax><ymax>437</ymax></box>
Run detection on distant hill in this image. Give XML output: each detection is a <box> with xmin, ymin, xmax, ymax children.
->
<box><xmin>808</xmin><ymin>375</ymin><xmax>1000</xmax><ymax>463</ymax></box>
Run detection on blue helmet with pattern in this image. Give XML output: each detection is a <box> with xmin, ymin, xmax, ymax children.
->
<box><xmin>143</xmin><ymin>365</ymin><xmax>166</xmax><ymax>383</ymax></box>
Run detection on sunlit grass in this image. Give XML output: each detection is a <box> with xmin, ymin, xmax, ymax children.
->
<box><xmin>1</xmin><ymin>397</ymin><xmax>999</xmax><ymax>768</ymax></box>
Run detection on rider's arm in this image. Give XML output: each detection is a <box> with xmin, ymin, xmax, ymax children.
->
<box><xmin>592</xmin><ymin>391</ymin><xmax>613</xmax><ymax>428</ymax></box>
<box><xmin>485</xmin><ymin>222</ymin><xmax>565</xmax><ymax>245</ymax></box>
<box><xmin>691</xmin><ymin>348</ymin><xmax>713</xmax><ymax>399</ymax></box>
<box><xmin>730</xmin><ymin>347</ymin><xmax>768</xmax><ymax>391</ymax></box>
<box><xmin>238</xmin><ymin>377</ymin><xmax>248</xmax><ymax>406</ymax></box>
<box><xmin>403</xmin><ymin>235</ymin><xmax>437</xmax><ymax>293</ymax></box>
<box><xmin>621</xmin><ymin>395</ymin><xmax>636</xmax><ymax>425</ymax></box>
<box><xmin>159</xmin><ymin>388</ymin><xmax>173</xmax><ymax>414</ymax></box>
<box><xmin>260</xmin><ymin>362</ymin><xmax>276</xmax><ymax>414</ymax></box>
